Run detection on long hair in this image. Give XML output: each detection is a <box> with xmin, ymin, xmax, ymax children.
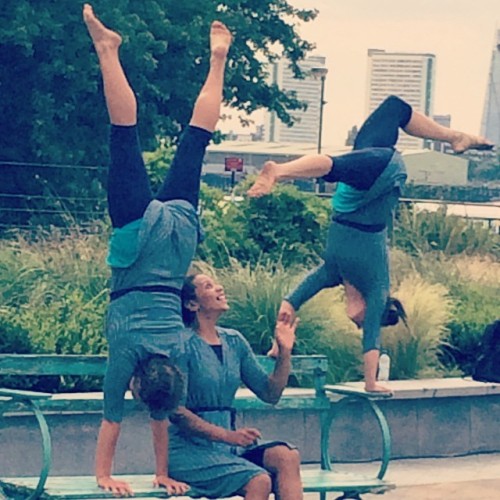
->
<box><xmin>181</xmin><ymin>274</ymin><xmax>198</xmax><ymax>326</ymax></box>
<box><xmin>381</xmin><ymin>296</ymin><xmax>408</xmax><ymax>328</ymax></box>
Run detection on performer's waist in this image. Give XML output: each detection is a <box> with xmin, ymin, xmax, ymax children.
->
<box><xmin>110</xmin><ymin>284</ymin><xmax>182</xmax><ymax>302</ymax></box>
<box><xmin>332</xmin><ymin>215</ymin><xmax>386</xmax><ymax>233</ymax></box>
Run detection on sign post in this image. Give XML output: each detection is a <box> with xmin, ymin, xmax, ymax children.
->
<box><xmin>224</xmin><ymin>157</ymin><xmax>244</xmax><ymax>194</ymax></box>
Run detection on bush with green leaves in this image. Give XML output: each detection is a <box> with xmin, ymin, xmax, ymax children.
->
<box><xmin>199</xmin><ymin>183</ymin><xmax>330</xmax><ymax>268</ymax></box>
<box><xmin>394</xmin><ymin>205</ymin><xmax>500</xmax><ymax>257</ymax></box>
<box><xmin>0</xmin><ymin>228</ymin><xmax>109</xmax><ymax>356</ymax></box>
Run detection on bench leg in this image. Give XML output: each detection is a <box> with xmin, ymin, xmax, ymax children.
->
<box><xmin>24</xmin><ymin>400</ymin><xmax>52</xmax><ymax>500</ymax></box>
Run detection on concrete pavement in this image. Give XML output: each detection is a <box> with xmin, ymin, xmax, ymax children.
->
<box><xmin>308</xmin><ymin>452</ymin><xmax>500</xmax><ymax>499</ymax></box>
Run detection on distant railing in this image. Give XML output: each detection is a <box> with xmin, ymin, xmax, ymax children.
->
<box><xmin>2</xmin><ymin>161</ymin><xmax>500</xmax><ymax>233</ymax></box>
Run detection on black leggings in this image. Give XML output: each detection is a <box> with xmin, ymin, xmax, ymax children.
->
<box><xmin>107</xmin><ymin>125</ymin><xmax>212</xmax><ymax>228</ymax></box>
<box><xmin>323</xmin><ymin>95</ymin><xmax>412</xmax><ymax>190</ymax></box>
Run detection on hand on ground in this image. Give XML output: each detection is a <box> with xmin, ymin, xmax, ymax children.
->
<box><xmin>153</xmin><ymin>476</ymin><xmax>190</xmax><ymax>495</ymax></box>
<box><xmin>97</xmin><ymin>476</ymin><xmax>134</xmax><ymax>497</ymax></box>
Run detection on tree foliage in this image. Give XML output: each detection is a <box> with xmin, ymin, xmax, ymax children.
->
<box><xmin>1</xmin><ymin>0</ymin><xmax>316</xmax><ymax>165</ymax></box>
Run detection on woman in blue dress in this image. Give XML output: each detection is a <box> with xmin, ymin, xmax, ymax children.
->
<box><xmin>83</xmin><ymin>4</ymin><xmax>232</xmax><ymax>496</ymax></box>
<box><xmin>247</xmin><ymin>95</ymin><xmax>493</xmax><ymax>394</ymax></box>
<box><xmin>167</xmin><ymin>273</ymin><xmax>302</xmax><ymax>500</ymax></box>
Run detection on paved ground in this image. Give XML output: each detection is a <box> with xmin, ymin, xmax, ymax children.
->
<box><xmin>309</xmin><ymin>452</ymin><xmax>500</xmax><ymax>499</ymax></box>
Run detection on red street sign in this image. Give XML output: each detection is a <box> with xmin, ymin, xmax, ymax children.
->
<box><xmin>224</xmin><ymin>157</ymin><xmax>244</xmax><ymax>172</ymax></box>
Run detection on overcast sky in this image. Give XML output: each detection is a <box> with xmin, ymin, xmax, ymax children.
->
<box><xmin>221</xmin><ymin>0</ymin><xmax>500</xmax><ymax>147</ymax></box>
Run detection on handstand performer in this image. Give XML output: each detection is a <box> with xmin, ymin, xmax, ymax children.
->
<box><xmin>248</xmin><ymin>95</ymin><xmax>493</xmax><ymax>394</ymax></box>
<box><xmin>83</xmin><ymin>4</ymin><xmax>231</xmax><ymax>495</ymax></box>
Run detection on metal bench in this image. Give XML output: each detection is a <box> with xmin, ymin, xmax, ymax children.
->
<box><xmin>0</xmin><ymin>354</ymin><xmax>393</xmax><ymax>499</ymax></box>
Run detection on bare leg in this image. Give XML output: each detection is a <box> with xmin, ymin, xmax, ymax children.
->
<box><xmin>154</xmin><ymin>21</ymin><xmax>231</xmax><ymax>207</ymax></box>
<box><xmin>404</xmin><ymin>110</ymin><xmax>493</xmax><ymax>154</ymax></box>
<box><xmin>247</xmin><ymin>155</ymin><xmax>332</xmax><ymax>197</ymax></box>
<box><xmin>263</xmin><ymin>446</ymin><xmax>303</xmax><ymax>500</ymax></box>
<box><xmin>239</xmin><ymin>474</ymin><xmax>272</xmax><ymax>500</ymax></box>
<box><xmin>83</xmin><ymin>4</ymin><xmax>136</xmax><ymax>125</ymax></box>
<box><xmin>364</xmin><ymin>350</ymin><xmax>392</xmax><ymax>394</ymax></box>
<box><xmin>189</xmin><ymin>21</ymin><xmax>232</xmax><ymax>132</ymax></box>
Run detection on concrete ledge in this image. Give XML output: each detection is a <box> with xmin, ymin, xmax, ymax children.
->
<box><xmin>334</xmin><ymin>377</ymin><xmax>500</xmax><ymax>399</ymax></box>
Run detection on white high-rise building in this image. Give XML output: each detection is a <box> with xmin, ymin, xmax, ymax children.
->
<box><xmin>264</xmin><ymin>55</ymin><xmax>327</xmax><ymax>144</ymax></box>
<box><xmin>480</xmin><ymin>30</ymin><xmax>500</xmax><ymax>144</ymax></box>
<box><xmin>366</xmin><ymin>49</ymin><xmax>436</xmax><ymax>150</ymax></box>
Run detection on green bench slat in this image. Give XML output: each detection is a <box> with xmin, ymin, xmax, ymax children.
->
<box><xmin>301</xmin><ymin>469</ymin><xmax>394</xmax><ymax>493</ymax></box>
<box><xmin>0</xmin><ymin>388</ymin><xmax>52</xmax><ymax>400</ymax></box>
<box><xmin>2</xmin><ymin>388</ymin><xmax>330</xmax><ymax>415</ymax></box>
<box><xmin>1</xmin><ymin>471</ymin><xmax>394</xmax><ymax>499</ymax></box>
<box><xmin>0</xmin><ymin>355</ymin><xmax>108</xmax><ymax>376</ymax></box>
<box><xmin>0</xmin><ymin>354</ymin><xmax>328</xmax><ymax>377</ymax></box>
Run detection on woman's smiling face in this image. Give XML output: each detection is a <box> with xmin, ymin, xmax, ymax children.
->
<box><xmin>192</xmin><ymin>274</ymin><xmax>230</xmax><ymax>314</ymax></box>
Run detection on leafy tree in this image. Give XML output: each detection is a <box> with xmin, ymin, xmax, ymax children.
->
<box><xmin>1</xmin><ymin>0</ymin><xmax>316</xmax><ymax>166</ymax></box>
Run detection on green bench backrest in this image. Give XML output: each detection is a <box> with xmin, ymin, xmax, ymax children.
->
<box><xmin>0</xmin><ymin>354</ymin><xmax>328</xmax><ymax>392</ymax></box>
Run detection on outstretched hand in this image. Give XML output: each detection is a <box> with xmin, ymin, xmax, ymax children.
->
<box><xmin>275</xmin><ymin>315</ymin><xmax>300</xmax><ymax>355</ymax></box>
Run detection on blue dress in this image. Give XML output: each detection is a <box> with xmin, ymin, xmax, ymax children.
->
<box><xmin>103</xmin><ymin>199</ymin><xmax>198</xmax><ymax>422</ymax></box>
<box><xmin>168</xmin><ymin>328</ymin><xmax>294</xmax><ymax>498</ymax></box>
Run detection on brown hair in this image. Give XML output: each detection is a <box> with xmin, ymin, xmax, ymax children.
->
<box><xmin>134</xmin><ymin>355</ymin><xmax>183</xmax><ymax>413</ymax></box>
<box><xmin>381</xmin><ymin>297</ymin><xmax>408</xmax><ymax>328</ymax></box>
<box><xmin>181</xmin><ymin>274</ymin><xmax>198</xmax><ymax>326</ymax></box>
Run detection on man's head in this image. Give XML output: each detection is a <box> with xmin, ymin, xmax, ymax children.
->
<box><xmin>130</xmin><ymin>355</ymin><xmax>183</xmax><ymax>413</ymax></box>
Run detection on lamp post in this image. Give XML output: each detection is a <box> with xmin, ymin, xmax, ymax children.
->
<box><xmin>311</xmin><ymin>66</ymin><xmax>328</xmax><ymax>193</ymax></box>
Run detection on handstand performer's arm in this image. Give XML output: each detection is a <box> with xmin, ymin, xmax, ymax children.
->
<box><xmin>150</xmin><ymin>419</ymin><xmax>189</xmax><ymax>494</ymax></box>
<box><xmin>95</xmin><ymin>421</ymin><xmax>133</xmax><ymax>496</ymax></box>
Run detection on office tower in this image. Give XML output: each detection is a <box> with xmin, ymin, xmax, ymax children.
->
<box><xmin>366</xmin><ymin>49</ymin><xmax>436</xmax><ymax>150</ymax></box>
<box><xmin>481</xmin><ymin>30</ymin><xmax>500</xmax><ymax>144</ymax></box>
<box><xmin>264</xmin><ymin>55</ymin><xmax>327</xmax><ymax>144</ymax></box>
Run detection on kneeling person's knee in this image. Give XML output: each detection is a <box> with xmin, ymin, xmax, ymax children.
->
<box><xmin>243</xmin><ymin>473</ymin><xmax>272</xmax><ymax>497</ymax></box>
<box><xmin>264</xmin><ymin>446</ymin><xmax>301</xmax><ymax>472</ymax></box>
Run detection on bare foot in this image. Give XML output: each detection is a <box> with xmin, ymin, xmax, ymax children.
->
<box><xmin>83</xmin><ymin>4</ymin><xmax>122</xmax><ymax>53</ymax></box>
<box><xmin>210</xmin><ymin>21</ymin><xmax>232</xmax><ymax>59</ymax></box>
<box><xmin>365</xmin><ymin>382</ymin><xmax>393</xmax><ymax>396</ymax></box>
<box><xmin>267</xmin><ymin>340</ymin><xmax>279</xmax><ymax>358</ymax></box>
<box><xmin>247</xmin><ymin>161</ymin><xmax>280</xmax><ymax>197</ymax></box>
<box><xmin>450</xmin><ymin>132</ymin><xmax>494</xmax><ymax>154</ymax></box>
<box><xmin>278</xmin><ymin>300</ymin><xmax>296</xmax><ymax>324</ymax></box>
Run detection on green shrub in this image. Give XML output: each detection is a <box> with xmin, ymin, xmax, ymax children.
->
<box><xmin>199</xmin><ymin>183</ymin><xmax>330</xmax><ymax>268</ymax></box>
<box><xmin>399</xmin><ymin>253</ymin><xmax>500</xmax><ymax>375</ymax></box>
<box><xmin>0</xmin><ymin>229</ymin><xmax>109</xmax><ymax>355</ymax></box>
<box><xmin>394</xmin><ymin>205</ymin><xmax>500</xmax><ymax>257</ymax></box>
